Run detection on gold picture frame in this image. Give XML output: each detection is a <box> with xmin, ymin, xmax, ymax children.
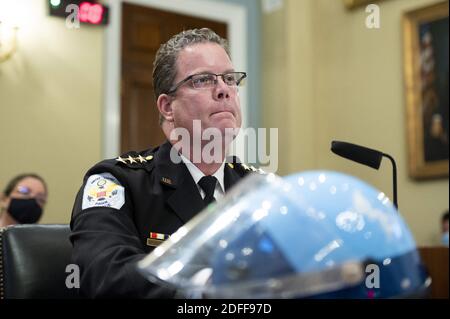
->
<box><xmin>343</xmin><ymin>0</ymin><xmax>385</xmax><ymax>10</ymax></box>
<box><xmin>403</xmin><ymin>1</ymin><xmax>449</xmax><ymax>179</ymax></box>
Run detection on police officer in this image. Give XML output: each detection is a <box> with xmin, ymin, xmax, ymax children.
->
<box><xmin>70</xmin><ymin>28</ymin><xmax>252</xmax><ymax>298</ymax></box>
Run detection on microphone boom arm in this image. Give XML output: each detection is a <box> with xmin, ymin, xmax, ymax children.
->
<box><xmin>382</xmin><ymin>152</ymin><xmax>398</xmax><ymax>209</ymax></box>
<box><xmin>331</xmin><ymin>140</ymin><xmax>399</xmax><ymax>210</ymax></box>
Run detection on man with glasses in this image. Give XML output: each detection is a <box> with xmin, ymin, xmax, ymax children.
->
<box><xmin>70</xmin><ymin>28</ymin><xmax>254</xmax><ymax>298</ymax></box>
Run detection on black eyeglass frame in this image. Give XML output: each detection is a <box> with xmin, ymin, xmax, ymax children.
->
<box><xmin>166</xmin><ymin>71</ymin><xmax>247</xmax><ymax>95</ymax></box>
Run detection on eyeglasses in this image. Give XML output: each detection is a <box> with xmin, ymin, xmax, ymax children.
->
<box><xmin>15</xmin><ymin>185</ymin><xmax>47</xmax><ymax>206</ymax></box>
<box><xmin>167</xmin><ymin>71</ymin><xmax>247</xmax><ymax>94</ymax></box>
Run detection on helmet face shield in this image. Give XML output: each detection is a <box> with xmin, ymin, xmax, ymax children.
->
<box><xmin>138</xmin><ymin>171</ymin><xmax>430</xmax><ymax>298</ymax></box>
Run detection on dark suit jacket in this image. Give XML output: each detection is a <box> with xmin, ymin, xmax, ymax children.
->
<box><xmin>70</xmin><ymin>141</ymin><xmax>251</xmax><ymax>298</ymax></box>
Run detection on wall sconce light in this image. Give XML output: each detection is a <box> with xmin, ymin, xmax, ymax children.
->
<box><xmin>0</xmin><ymin>21</ymin><xmax>18</xmax><ymax>63</ymax></box>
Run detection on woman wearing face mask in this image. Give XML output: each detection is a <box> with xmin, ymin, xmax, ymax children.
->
<box><xmin>0</xmin><ymin>173</ymin><xmax>47</xmax><ymax>228</ymax></box>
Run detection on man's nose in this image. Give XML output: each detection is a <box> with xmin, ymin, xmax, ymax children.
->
<box><xmin>213</xmin><ymin>76</ymin><xmax>230</xmax><ymax>100</ymax></box>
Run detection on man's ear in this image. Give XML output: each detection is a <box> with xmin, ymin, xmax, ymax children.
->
<box><xmin>157</xmin><ymin>94</ymin><xmax>174</xmax><ymax>122</ymax></box>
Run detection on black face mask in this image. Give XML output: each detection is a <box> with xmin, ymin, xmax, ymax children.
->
<box><xmin>7</xmin><ymin>198</ymin><xmax>43</xmax><ymax>224</ymax></box>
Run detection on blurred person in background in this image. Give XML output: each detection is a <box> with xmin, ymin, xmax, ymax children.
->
<box><xmin>0</xmin><ymin>173</ymin><xmax>48</xmax><ymax>228</ymax></box>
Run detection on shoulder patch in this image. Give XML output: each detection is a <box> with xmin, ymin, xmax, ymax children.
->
<box><xmin>82</xmin><ymin>173</ymin><xmax>125</xmax><ymax>210</ymax></box>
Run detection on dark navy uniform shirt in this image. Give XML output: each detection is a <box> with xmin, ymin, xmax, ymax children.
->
<box><xmin>70</xmin><ymin>141</ymin><xmax>253</xmax><ymax>298</ymax></box>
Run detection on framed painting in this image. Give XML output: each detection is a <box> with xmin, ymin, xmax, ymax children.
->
<box><xmin>403</xmin><ymin>1</ymin><xmax>449</xmax><ymax>179</ymax></box>
<box><xmin>343</xmin><ymin>0</ymin><xmax>385</xmax><ymax>10</ymax></box>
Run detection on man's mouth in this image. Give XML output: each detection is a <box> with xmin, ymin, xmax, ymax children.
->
<box><xmin>211</xmin><ymin>110</ymin><xmax>234</xmax><ymax>117</ymax></box>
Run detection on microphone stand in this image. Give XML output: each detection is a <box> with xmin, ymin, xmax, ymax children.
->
<box><xmin>331</xmin><ymin>140</ymin><xmax>399</xmax><ymax>211</ymax></box>
<box><xmin>381</xmin><ymin>153</ymin><xmax>398</xmax><ymax>209</ymax></box>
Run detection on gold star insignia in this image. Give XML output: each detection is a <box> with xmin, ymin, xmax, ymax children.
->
<box><xmin>138</xmin><ymin>155</ymin><xmax>147</xmax><ymax>163</ymax></box>
<box><xmin>127</xmin><ymin>155</ymin><xmax>137</xmax><ymax>164</ymax></box>
<box><xmin>116</xmin><ymin>156</ymin><xmax>127</xmax><ymax>164</ymax></box>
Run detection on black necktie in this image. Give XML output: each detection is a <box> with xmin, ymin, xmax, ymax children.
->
<box><xmin>198</xmin><ymin>176</ymin><xmax>217</xmax><ymax>206</ymax></box>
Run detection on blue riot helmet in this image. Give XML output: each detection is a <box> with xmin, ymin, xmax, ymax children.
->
<box><xmin>137</xmin><ymin>171</ymin><xmax>430</xmax><ymax>298</ymax></box>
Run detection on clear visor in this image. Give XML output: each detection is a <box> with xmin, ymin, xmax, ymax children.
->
<box><xmin>137</xmin><ymin>173</ymin><xmax>366</xmax><ymax>298</ymax></box>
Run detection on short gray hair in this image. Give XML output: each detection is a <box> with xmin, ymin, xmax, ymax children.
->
<box><xmin>152</xmin><ymin>28</ymin><xmax>230</xmax><ymax>124</ymax></box>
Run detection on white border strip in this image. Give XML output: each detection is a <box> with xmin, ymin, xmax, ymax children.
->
<box><xmin>103</xmin><ymin>0</ymin><xmax>247</xmax><ymax>158</ymax></box>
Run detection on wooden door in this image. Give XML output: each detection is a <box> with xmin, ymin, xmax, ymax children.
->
<box><xmin>121</xmin><ymin>3</ymin><xmax>227</xmax><ymax>153</ymax></box>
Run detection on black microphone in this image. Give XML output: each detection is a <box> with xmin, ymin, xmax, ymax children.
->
<box><xmin>331</xmin><ymin>141</ymin><xmax>398</xmax><ymax>209</ymax></box>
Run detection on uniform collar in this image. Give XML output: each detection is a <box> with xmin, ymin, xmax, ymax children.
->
<box><xmin>154</xmin><ymin>141</ymin><xmax>243</xmax><ymax>224</ymax></box>
<box><xmin>179</xmin><ymin>154</ymin><xmax>225</xmax><ymax>194</ymax></box>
